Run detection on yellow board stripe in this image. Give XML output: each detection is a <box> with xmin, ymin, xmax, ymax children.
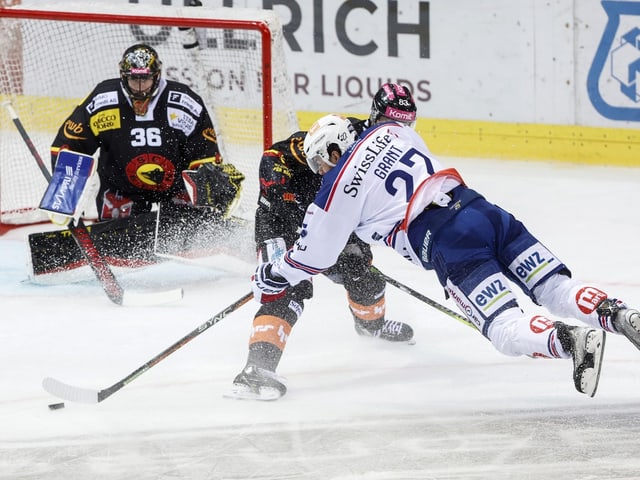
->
<box><xmin>298</xmin><ymin>111</ymin><xmax>640</xmax><ymax>167</ymax></box>
<box><xmin>3</xmin><ymin>96</ymin><xmax>637</xmax><ymax>167</ymax></box>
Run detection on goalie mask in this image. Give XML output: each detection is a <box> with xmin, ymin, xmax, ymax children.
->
<box><xmin>303</xmin><ymin>114</ymin><xmax>358</xmax><ymax>174</ymax></box>
<box><xmin>119</xmin><ymin>44</ymin><xmax>162</xmax><ymax>115</ymax></box>
<box><xmin>369</xmin><ymin>83</ymin><xmax>417</xmax><ymax>127</ymax></box>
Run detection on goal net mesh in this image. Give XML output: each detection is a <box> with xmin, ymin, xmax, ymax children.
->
<box><xmin>0</xmin><ymin>2</ymin><xmax>298</xmax><ymax>225</ymax></box>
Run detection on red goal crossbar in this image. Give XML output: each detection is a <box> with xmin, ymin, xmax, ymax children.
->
<box><xmin>0</xmin><ymin>6</ymin><xmax>274</xmax><ymax>149</ymax></box>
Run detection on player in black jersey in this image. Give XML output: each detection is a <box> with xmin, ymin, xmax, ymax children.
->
<box><xmin>27</xmin><ymin>44</ymin><xmax>246</xmax><ymax>282</ymax></box>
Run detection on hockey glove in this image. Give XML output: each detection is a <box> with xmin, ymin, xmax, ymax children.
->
<box><xmin>182</xmin><ymin>163</ymin><xmax>245</xmax><ymax>218</ymax></box>
<box><xmin>252</xmin><ymin>262</ymin><xmax>290</xmax><ymax>304</ymax></box>
<box><xmin>220</xmin><ymin>163</ymin><xmax>245</xmax><ymax>195</ymax></box>
<box><xmin>39</xmin><ymin>150</ymin><xmax>98</xmax><ymax>226</ymax></box>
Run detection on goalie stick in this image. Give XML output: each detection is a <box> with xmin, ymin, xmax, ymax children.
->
<box><xmin>1</xmin><ymin>101</ymin><xmax>183</xmax><ymax>306</ymax></box>
<box><xmin>42</xmin><ymin>291</ymin><xmax>253</xmax><ymax>404</ymax></box>
<box><xmin>371</xmin><ymin>265</ymin><xmax>475</xmax><ymax>329</ymax></box>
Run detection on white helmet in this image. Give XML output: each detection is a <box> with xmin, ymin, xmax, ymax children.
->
<box><xmin>303</xmin><ymin>114</ymin><xmax>358</xmax><ymax>173</ymax></box>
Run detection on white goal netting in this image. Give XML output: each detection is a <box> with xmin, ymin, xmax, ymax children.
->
<box><xmin>0</xmin><ymin>2</ymin><xmax>298</xmax><ymax>225</ymax></box>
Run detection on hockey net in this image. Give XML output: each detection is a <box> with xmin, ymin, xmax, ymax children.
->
<box><xmin>0</xmin><ymin>2</ymin><xmax>298</xmax><ymax>227</ymax></box>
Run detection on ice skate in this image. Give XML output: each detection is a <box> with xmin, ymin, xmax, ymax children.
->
<box><xmin>555</xmin><ymin>322</ymin><xmax>606</xmax><ymax>397</ymax></box>
<box><xmin>597</xmin><ymin>299</ymin><xmax>640</xmax><ymax>351</ymax></box>
<box><xmin>355</xmin><ymin>318</ymin><xmax>415</xmax><ymax>344</ymax></box>
<box><xmin>225</xmin><ymin>365</ymin><xmax>287</xmax><ymax>401</ymax></box>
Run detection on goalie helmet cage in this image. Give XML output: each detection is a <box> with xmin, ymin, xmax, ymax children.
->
<box><xmin>0</xmin><ymin>2</ymin><xmax>299</xmax><ymax>227</ymax></box>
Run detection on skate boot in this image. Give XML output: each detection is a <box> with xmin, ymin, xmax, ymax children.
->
<box><xmin>597</xmin><ymin>299</ymin><xmax>640</xmax><ymax>351</ymax></box>
<box><xmin>354</xmin><ymin>318</ymin><xmax>415</xmax><ymax>344</ymax></box>
<box><xmin>226</xmin><ymin>365</ymin><xmax>287</xmax><ymax>401</ymax></box>
<box><xmin>555</xmin><ymin>321</ymin><xmax>606</xmax><ymax>397</ymax></box>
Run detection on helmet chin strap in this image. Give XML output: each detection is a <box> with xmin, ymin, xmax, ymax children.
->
<box><xmin>132</xmin><ymin>98</ymin><xmax>151</xmax><ymax>116</ymax></box>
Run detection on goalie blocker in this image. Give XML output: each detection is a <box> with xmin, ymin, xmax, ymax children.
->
<box><xmin>39</xmin><ymin>150</ymin><xmax>97</xmax><ymax>226</ymax></box>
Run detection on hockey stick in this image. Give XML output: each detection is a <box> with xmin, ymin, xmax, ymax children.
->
<box><xmin>2</xmin><ymin>101</ymin><xmax>183</xmax><ymax>306</ymax></box>
<box><xmin>371</xmin><ymin>265</ymin><xmax>475</xmax><ymax>329</ymax></box>
<box><xmin>43</xmin><ymin>291</ymin><xmax>254</xmax><ymax>404</ymax></box>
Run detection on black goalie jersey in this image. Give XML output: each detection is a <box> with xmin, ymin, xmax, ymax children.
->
<box><xmin>50</xmin><ymin>77</ymin><xmax>222</xmax><ymax>207</ymax></box>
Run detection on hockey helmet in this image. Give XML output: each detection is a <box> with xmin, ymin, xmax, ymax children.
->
<box><xmin>303</xmin><ymin>114</ymin><xmax>358</xmax><ymax>174</ymax></box>
<box><xmin>369</xmin><ymin>83</ymin><xmax>417</xmax><ymax>126</ymax></box>
<box><xmin>119</xmin><ymin>44</ymin><xmax>163</xmax><ymax>102</ymax></box>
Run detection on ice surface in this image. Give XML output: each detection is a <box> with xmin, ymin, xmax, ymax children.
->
<box><xmin>1</xmin><ymin>157</ymin><xmax>640</xmax><ymax>479</ymax></box>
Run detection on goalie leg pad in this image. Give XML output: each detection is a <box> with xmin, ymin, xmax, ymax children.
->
<box><xmin>28</xmin><ymin>212</ymin><xmax>160</xmax><ymax>278</ymax></box>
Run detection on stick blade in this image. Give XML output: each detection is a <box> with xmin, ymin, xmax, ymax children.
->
<box><xmin>42</xmin><ymin>377</ymin><xmax>99</xmax><ymax>404</ymax></box>
<box><xmin>121</xmin><ymin>287</ymin><xmax>184</xmax><ymax>307</ymax></box>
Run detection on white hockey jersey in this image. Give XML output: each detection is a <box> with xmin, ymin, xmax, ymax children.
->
<box><xmin>272</xmin><ymin>121</ymin><xmax>464</xmax><ymax>286</ymax></box>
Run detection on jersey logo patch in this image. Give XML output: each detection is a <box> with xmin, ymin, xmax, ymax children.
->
<box><xmin>168</xmin><ymin>91</ymin><xmax>202</xmax><ymax>118</ymax></box>
<box><xmin>90</xmin><ymin>108</ymin><xmax>121</xmax><ymax>135</ymax></box>
<box><xmin>575</xmin><ymin>287</ymin><xmax>608</xmax><ymax>315</ymax></box>
<box><xmin>125</xmin><ymin>153</ymin><xmax>175</xmax><ymax>191</ymax></box>
<box><xmin>509</xmin><ymin>244</ymin><xmax>559</xmax><ymax>289</ymax></box>
<box><xmin>202</xmin><ymin>127</ymin><xmax>218</xmax><ymax>143</ymax></box>
<box><xmin>470</xmin><ymin>273</ymin><xmax>515</xmax><ymax>318</ymax></box>
<box><xmin>62</xmin><ymin>119</ymin><xmax>86</xmax><ymax>140</ymax></box>
<box><xmin>86</xmin><ymin>91</ymin><xmax>119</xmax><ymax>114</ymax></box>
<box><xmin>167</xmin><ymin>107</ymin><xmax>197</xmax><ymax>136</ymax></box>
<box><xmin>530</xmin><ymin>315</ymin><xmax>554</xmax><ymax>334</ymax></box>
<box><xmin>289</xmin><ymin>135</ymin><xmax>306</xmax><ymax>165</ymax></box>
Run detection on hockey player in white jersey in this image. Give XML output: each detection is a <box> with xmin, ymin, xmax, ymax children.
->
<box><xmin>252</xmin><ymin>84</ymin><xmax>640</xmax><ymax>397</ymax></box>
<box><xmin>229</xmin><ymin>123</ymin><xmax>414</xmax><ymax>402</ymax></box>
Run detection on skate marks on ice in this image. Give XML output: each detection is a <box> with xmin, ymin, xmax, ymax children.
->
<box><xmin>4</xmin><ymin>404</ymin><xmax>640</xmax><ymax>480</ymax></box>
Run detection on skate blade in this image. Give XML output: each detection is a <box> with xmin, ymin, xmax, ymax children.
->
<box><xmin>382</xmin><ymin>337</ymin><xmax>416</xmax><ymax>346</ymax></box>
<box><xmin>223</xmin><ymin>385</ymin><xmax>283</xmax><ymax>402</ymax></box>
<box><xmin>581</xmin><ymin>330</ymin><xmax>606</xmax><ymax>398</ymax></box>
<box><xmin>620</xmin><ymin>311</ymin><xmax>640</xmax><ymax>351</ymax></box>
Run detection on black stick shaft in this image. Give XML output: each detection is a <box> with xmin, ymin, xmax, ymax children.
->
<box><xmin>97</xmin><ymin>291</ymin><xmax>254</xmax><ymax>401</ymax></box>
<box><xmin>372</xmin><ymin>265</ymin><xmax>474</xmax><ymax>329</ymax></box>
<box><xmin>3</xmin><ymin>101</ymin><xmax>52</xmax><ymax>181</ymax></box>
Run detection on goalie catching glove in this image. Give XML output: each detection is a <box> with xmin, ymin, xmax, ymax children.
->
<box><xmin>182</xmin><ymin>163</ymin><xmax>245</xmax><ymax>218</ymax></box>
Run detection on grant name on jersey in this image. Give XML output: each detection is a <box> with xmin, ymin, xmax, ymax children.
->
<box><xmin>343</xmin><ymin>132</ymin><xmax>393</xmax><ymax>198</ymax></box>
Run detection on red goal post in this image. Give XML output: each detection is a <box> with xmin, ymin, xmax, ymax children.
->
<box><xmin>0</xmin><ymin>2</ymin><xmax>298</xmax><ymax>227</ymax></box>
